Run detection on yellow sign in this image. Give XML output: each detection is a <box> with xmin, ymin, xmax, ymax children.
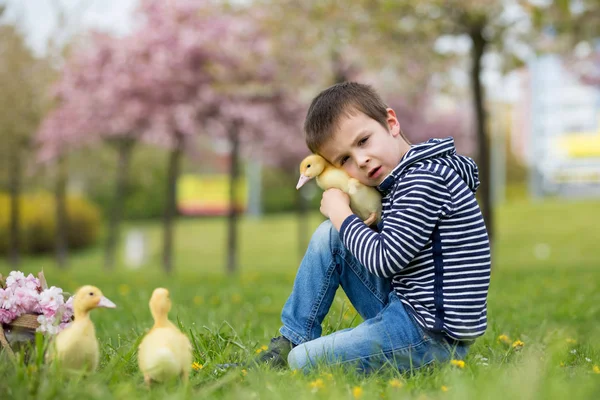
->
<box><xmin>558</xmin><ymin>117</ymin><xmax>600</xmax><ymax>158</ymax></box>
<box><xmin>177</xmin><ymin>174</ymin><xmax>248</xmax><ymax>216</ymax></box>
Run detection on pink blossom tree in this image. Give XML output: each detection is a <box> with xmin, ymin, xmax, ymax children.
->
<box><xmin>38</xmin><ymin>0</ymin><xmax>311</xmax><ymax>273</ymax></box>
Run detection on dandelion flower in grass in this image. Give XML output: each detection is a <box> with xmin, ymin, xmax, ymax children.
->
<box><xmin>193</xmin><ymin>296</ymin><xmax>204</xmax><ymax>305</ymax></box>
<box><xmin>388</xmin><ymin>379</ymin><xmax>403</xmax><ymax>388</ymax></box>
<box><xmin>321</xmin><ymin>372</ymin><xmax>333</xmax><ymax>381</ymax></box>
<box><xmin>497</xmin><ymin>334</ymin><xmax>511</xmax><ymax>344</ymax></box>
<box><xmin>241</xmin><ymin>369</ymin><xmax>247</xmax><ymax>376</ymax></box>
<box><xmin>566</xmin><ymin>338</ymin><xmax>577</xmax><ymax>345</ymax></box>
<box><xmin>231</xmin><ymin>294</ymin><xmax>242</xmax><ymax>304</ymax></box>
<box><xmin>441</xmin><ymin>385</ymin><xmax>449</xmax><ymax>392</ymax></box>
<box><xmin>309</xmin><ymin>378</ymin><xmax>325</xmax><ymax>391</ymax></box>
<box><xmin>512</xmin><ymin>340</ymin><xmax>525</xmax><ymax>350</ymax></box>
<box><xmin>559</xmin><ymin>362</ymin><xmax>565</xmax><ymax>367</ymax></box>
<box><xmin>352</xmin><ymin>386</ymin><xmax>363</xmax><ymax>399</ymax></box>
<box><xmin>191</xmin><ymin>362</ymin><xmax>203</xmax><ymax>371</ymax></box>
<box><xmin>255</xmin><ymin>345</ymin><xmax>268</xmax><ymax>354</ymax></box>
<box><xmin>593</xmin><ymin>365</ymin><xmax>600</xmax><ymax>374</ymax></box>
<box><xmin>450</xmin><ymin>359</ymin><xmax>465</xmax><ymax>369</ymax></box>
<box><xmin>118</xmin><ymin>284</ymin><xmax>130</xmax><ymax>296</ymax></box>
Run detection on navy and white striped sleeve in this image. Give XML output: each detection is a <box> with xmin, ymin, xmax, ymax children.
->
<box><xmin>339</xmin><ymin>170</ymin><xmax>453</xmax><ymax>278</ymax></box>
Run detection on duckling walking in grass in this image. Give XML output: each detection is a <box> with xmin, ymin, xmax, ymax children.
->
<box><xmin>138</xmin><ymin>288</ymin><xmax>192</xmax><ymax>385</ymax></box>
<box><xmin>48</xmin><ymin>285</ymin><xmax>116</xmax><ymax>373</ymax></box>
<box><xmin>297</xmin><ymin>154</ymin><xmax>382</xmax><ymax>226</ymax></box>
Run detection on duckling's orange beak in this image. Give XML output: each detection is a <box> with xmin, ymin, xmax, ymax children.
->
<box><xmin>98</xmin><ymin>296</ymin><xmax>117</xmax><ymax>308</ymax></box>
<box><xmin>296</xmin><ymin>174</ymin><xmax>312</xmax><ymax>189</ymax></box>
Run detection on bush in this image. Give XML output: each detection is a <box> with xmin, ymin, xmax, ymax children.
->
<box><xmin>0</xmin><ymin>192</ymin><xmax>101</xmax><ymax>255</ymax></box>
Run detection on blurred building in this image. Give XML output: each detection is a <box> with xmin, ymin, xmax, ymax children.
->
<box><xmin>508</xmin><ymin>53</ymin><xmax>600</xmax><ymax>198</ymax></box>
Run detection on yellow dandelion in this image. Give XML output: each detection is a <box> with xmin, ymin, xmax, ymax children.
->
<box><xmin>593</xmin><ymin>365</ymin><xmax>600</xmax><ymax>374</ymax></box>
<box><xmin>559</xmin><ymin>362</ymin><xmax>565</xmax><ymax>367</ymax></box>
<box><xmin>450</xmin><ymin>359</ymin><xmax>465</xmax><ymax>369</ymax></box>
<box><xmin>118</xmin><ymin>284</ymin><xmax>130</xmax><ymax>296</ymax></box>
<box><xmin>210</xmin><ymin>295</ymin><xmax>220</xmax><ymax>305</ymax></box>
<box><xmin>255</xmin><ymin>344</ymin><xmax>268</xmax><ymax>354</ymax></box>
<box><xmin>441</xmin><ymin>385</ymin><xmax>449</xmax><ymax>392</ymax></box>
<box><xmin>241</xmin><ymin>369</ymin><xmax>248</xmax><ymax>376</ymax></box>
<box><xmin>497</xmin><ymin>334</ymin><xmax>511</xmax><ymax>344</ymax></box>
<box><xmin>512</xmin><ymin>340</ymin><xmax>525</xmax><ymax>350</ymax></box>
<box><xmin>388</xmin><ymin>378</ymin><xmax>403</xmax><ymax>388</ymax></box>
<box><xmin>191</xmin><ymin>362</ymin><xmax>203</xmax><ymax>371</ymax></box>
<box><xmin>352</xmin><ymin>386</ymin><xmax>363</xmax><ymax>399</ymax></box>
<box><xmin>193</xmin><ymin>295</ymin><xmax>204</xmax><ymax>305</ymax></box>
<box><xmin>231</xmin><ymin>294</ymin><xmax>242</xmax><ymax>304</ymax></box>
<box><xmin>321</xmin><ymin>372</ymin><xmax>334</xmax><ymax>380</ymax></box>
<box><xmin>309</xmin><ymin>378</ymin><xmax>325</xmax><ymax>390</ymax></box>
<box><xmin>566</xmin><ymin>338</ymin><xmax>577</xmax><ymax>345</ymax></box>
<box><xmin>291</xmin><ymin>369</ymin><xmax>298</xmax><ymax>376</ymax></box>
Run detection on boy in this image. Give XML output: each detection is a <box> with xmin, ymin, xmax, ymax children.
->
<box><xmin>254</xmin><ymin>82</ymin><xmax>490</xmax><ymax>373</ymax></box>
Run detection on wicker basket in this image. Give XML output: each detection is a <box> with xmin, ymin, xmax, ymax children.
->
<box><xmin>0</xmin><ymin>313</ymin><xmax>40</xmax><ymax>359</ymax></box>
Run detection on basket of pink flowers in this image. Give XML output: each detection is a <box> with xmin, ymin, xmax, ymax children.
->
<box><xmin>0</xmin><ymin>271</ymin><xmax>73</xmax><ymax>359</ymax></box>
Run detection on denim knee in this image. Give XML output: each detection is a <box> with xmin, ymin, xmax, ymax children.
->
<box><xmin>310</xmin><ymin>220</ymin><xmax>340</xmax><ymax>253</ymax></box>
<box><xmin>287</xmin><ymin>344</ymin><xmax>310</xmax><ymax>371</ymax></box>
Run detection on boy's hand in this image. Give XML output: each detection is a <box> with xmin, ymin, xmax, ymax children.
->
<box><xmin>321</xmin><ymin>189</ymin><xmax>353</xmax><ymax>231</ymax></box>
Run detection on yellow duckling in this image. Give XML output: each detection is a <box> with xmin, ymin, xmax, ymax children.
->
<box><xmin>138</xmin><ymin>288</ymin><xmax>192</xmax><ymax>385</ymax></box>
<box><xmin>49</xmin><ymin>285</ymin><xmax>116</xmax><ymax>372</ymax></box>
<box><xmin>297</xmin><ymin>154</ymin><xmax>382</xmax><ymax>226</ymax></box>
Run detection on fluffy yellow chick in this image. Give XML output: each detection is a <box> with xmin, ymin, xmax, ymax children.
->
<box><xmin>297</xmin><ymin>154</ymin><xmax>382</xmax><ymax>226</ymax></box>
<box><xmin>48</xmin><ymin>285</ymin><xmax>116</xmax><ymax>372</ymax></box>
<box><xmin>138</xmin><ymin>288</ymin><xmax>192</xmax><ymax>385</ymax></box>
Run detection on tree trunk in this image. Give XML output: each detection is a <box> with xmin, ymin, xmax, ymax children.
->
<box><xmin>162</xmin><ymin>138</ymin><xmax>183</xmax><ymax>274</ymax></box>
<box><xmin>55</xmin><ymin>155</ymin><xmax>68</xmax><ymax>268</ymax></box>
<box><xmin>469</xmin><ymin>27</ymin><xmax>493</xmax><ymax>244</ymax></box>
<box><xmin>104</xmin><ymin>139</ymin><xmax>135</xmax><ymax>269</ymax></box>
<box><xmin>8</xmin><ymin>144</ymin><xmax>21</xmax><ymax>268</ymax></box>
<box><xmin>226</xmin><ymin>121</ymin><xmax>241</xmax><ymax>275</ymax></box>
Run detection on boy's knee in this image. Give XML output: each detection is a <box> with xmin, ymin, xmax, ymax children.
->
<box><xmin>287</xmin><ymin>345</ymin><xmax>310</xmax><ymax>371</ymax></box>
<box><xmin>310</xmin><ymin>220</ymin><xmax>340</xmax><ymax>250</ymax></box>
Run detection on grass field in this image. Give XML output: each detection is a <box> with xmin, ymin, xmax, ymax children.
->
<box><xmin>1</xmin><ymin>198</ymin><xmax>600</xmax><ymax>399</ymax></box>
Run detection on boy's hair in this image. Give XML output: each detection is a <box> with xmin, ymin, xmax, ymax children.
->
<box><xmin>304</xmin><ymin>82</ymin><xmax>407</xmax><ymax>153</ymax></box>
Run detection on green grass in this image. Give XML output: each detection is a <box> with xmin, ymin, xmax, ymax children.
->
<box><xmin>1</xmin><ymin>199</ymin><xmax>600</xmax><ymax>399</ymax></box>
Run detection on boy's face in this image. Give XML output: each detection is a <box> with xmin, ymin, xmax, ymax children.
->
<box><xmin>319</xmin><ymin>108</ymin><xmax>409</xmax><ymax>187</ymax></box>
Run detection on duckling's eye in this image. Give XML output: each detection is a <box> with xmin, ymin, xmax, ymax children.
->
<box><xmin>307</xmin><ymin>164</ymin><xmax>311</xmax><ymax>168</ymax></box>
<box><xmin>89</xmin><ymin>292</ymin><xmax>94</xmax><ymax>296</ymax></box>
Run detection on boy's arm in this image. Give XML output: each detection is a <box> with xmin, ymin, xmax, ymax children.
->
<box><xmin>339</xmin><ymin>170</ymin><xmax>453</xmax><ymax>278</ymax></box>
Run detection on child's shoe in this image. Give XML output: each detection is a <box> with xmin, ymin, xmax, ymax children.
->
<box><xmin>249</xmin><ymin>336</ymin><xmax>294</xmax><ymax>368</ymax></box>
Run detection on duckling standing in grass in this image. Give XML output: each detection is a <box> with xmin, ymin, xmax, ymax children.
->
<box><xmin>48</xmin><ymin>285</ymin><xmax>116</xmax><ymax>372</ymax></box>
<box><xmin>138</xmin><ymin>288</ymin><xmax>192</xmax><ymax>385</ymax></box>
<box><xmin>297</xmin><ymin>154</ymin><xmax>382</xmax><ymax>226</ymax></box>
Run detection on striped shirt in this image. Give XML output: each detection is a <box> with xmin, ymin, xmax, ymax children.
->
<box><xmin>339</xmin><ymin>137</ymin><xmax>491</xmax><ymax>341</ymax></box>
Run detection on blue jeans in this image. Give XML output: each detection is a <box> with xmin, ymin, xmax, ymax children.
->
<box><xmin>280</xmin><ymin>220</ymin><xmax>469</xmax><ymax>373</ymax></box>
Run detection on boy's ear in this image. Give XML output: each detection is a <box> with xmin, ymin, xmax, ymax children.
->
<box><xmin>386</xmin><ymin>108</ymin><xmax>401</xmax><ymax>137</ymax></box>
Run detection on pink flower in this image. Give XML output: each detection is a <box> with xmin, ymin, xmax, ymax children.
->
<box><xmin>0</xmin><ymin>308</ymin><xmax>17</xmax><ymax>324</ymax></box>
<box><xmin>24</xmin><ymin>274</ymin><xmax>41</xmax><ymax>291</ymax></box>
<box><xmin>12</xmin><ymin>287</ymin><xmax>40</xmax><ymax>314</ymax></box>
<box><xmin>0</xmin><ymin>288</ymin><xmax>15</xmax><ymax>311</ymax></box>
<box><xmin>61</xmin><ymin>296</ymin><xmax>74</xmax><ymax>322</ymax></box>
<box><xmin>5</xmin><ymin>271</ymin><xmax>26</xmax><ymax>290</ymax></box>
<box><xmin>39</xmin><ymin>286</ymin><xmax>65</xmax><ymax>316</ymax></box>
<box><xmin>37</xmin><ymin>314</ymin><xmax>59</xmax><ymax>334</ymax></box>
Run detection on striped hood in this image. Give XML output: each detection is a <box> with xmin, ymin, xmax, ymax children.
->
<box><xmin>378</xmin><ymin>137</ymin><xmax>480</xmax><ymax>194</ymax></box>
